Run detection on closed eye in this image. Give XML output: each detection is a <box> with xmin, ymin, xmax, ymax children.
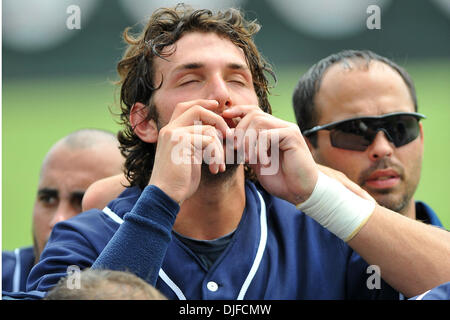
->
<box><xmin>227</xmin><ymin>74</ymin><xmax>249</xmax><ymax>86</ymax></box>
<box><xmin>178</xmin><ymin>75</ymin><xmax>202</xmax><ymax>86</ymax></box>
<box><xmin>180</xmin><ymin>79</ymin><xmax>200</xmax><ymax>86</ymax></box>
<box><xmin>229</xmin><ymin>79</ymin><xmax>245</xmax><ymax>86</ymax></box>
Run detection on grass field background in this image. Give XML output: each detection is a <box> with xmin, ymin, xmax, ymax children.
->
<box><xmin>2</xmin><ymin>60</ymin><xmax>450</xmax><ymax>250</ymax></box>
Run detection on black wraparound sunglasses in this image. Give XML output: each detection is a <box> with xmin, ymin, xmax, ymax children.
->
<box><xmin>302</xmin><ymin>112</ymin><xmax>426</xmax><ymax>151</ymax></box>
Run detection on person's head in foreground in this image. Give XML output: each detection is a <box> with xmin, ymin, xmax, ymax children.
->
<box><xmin>45</xmin><ymin>269</ymin><xmax>167</xmax><ymax>300</ymax></box>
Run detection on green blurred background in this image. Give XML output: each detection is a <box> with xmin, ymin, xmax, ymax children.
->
<box><xmin>3</xmin><ymin>0</ymin><xmax>450</xmax><ymax>250</ymax></box>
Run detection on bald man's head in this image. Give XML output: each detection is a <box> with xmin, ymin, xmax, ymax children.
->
<box><xmin>33</xmin><ymin>129</ymin><xmax>124</xmax><ymax>263</ymax></box>
<box><xmin>60</xmin><ymin>128</ymin><xmax>117</xmax><ymax>147</ymax></box>
<box><xmin>42</xmin><ymin>129</ymin><xmax>119</xmax><ymax>166</ymax></box>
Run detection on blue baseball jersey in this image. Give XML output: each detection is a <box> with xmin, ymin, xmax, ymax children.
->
<box><xmin>2</xmin><ymin>246</ymin><xmax>35</xmax><ymax>292</ymax></box>
<box><xmin>410</xmin><ymin>281</ymin><xmax>450</xmax><ymax>300</ymax></box>
<box><xmin>26</xmin><ymin>181</ymin><xmax>441</xmax><ymax>299</ymax></box>
<box><xmin>415</xmin><ymin>201</ymin><xmax>443</xmax><ymax>227</ymax></box>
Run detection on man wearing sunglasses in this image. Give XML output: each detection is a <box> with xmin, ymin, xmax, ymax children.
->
<box><xmin>293</xmin><ymin>49</ymin><xmax>442</xmax><ymax>229</ymax></box>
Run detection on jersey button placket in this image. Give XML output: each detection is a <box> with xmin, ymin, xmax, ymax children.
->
<box><xmin>207</xmin><ymin>281</ymin><xmax>219</xmax><ymax>292</ymax></box>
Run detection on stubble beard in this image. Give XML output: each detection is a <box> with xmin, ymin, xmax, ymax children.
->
<box><xmin>370</xmin><ymin>188</ymin><xmax>412</xmax><ymax>215</ymax></box>
<box><xmin>358</xmin><ymin>159</ymin><xmax>420</xmax><ymax>216</ymax></box>
<box><xmin>200</xmin><ymin>150</ymin><xmax>241</xmax><ymax>186</ymax></box>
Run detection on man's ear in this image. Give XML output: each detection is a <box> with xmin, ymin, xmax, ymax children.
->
<box><xmin>418</xmin><ymin>122</ymin><xmax>425</xmax><ymax>152</ymax></box>
<box><xmin>304</xmin><ymin>136</ymin><xmax>316</xmax><ymax>153</ymax></box>
<box><xmin>419</xmin><ymin>122</ymin><xmax>424</xmax><ymax>143</ymax></box>
<box><xmin>304</xmin><ymin>135</ymin><xmax>321</xmax><ymax>161</ymax></box>
<box><xmin>129</xmin><ymin>103</ymin><xmax>158</xmax><ymax>143</ymax></box>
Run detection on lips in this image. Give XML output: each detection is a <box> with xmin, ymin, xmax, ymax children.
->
<box><xmin>365</xmin><ymin>169</ymin><xmax>401</xmax><ymax>189</ymax></box>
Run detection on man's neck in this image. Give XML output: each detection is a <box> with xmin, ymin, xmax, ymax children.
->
<box><xmin>402</xmin><ymin>198</ymin><xmax>417</xmax><ymax>220</ymax></box>
<box><xmin>173</xmin><ymin>166</ymin><xmax>246</xmax><ymax>240</ymax></box>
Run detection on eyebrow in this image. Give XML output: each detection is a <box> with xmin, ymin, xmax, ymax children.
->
<box><xmin>37</xmin><ymin>188</ymin><xmax>58</xmax><ymax>197</ymax></box>
<box><xmin>227</xmin><ymin>63</ymin><xmax>249</xmax><ymax>71</ymax></box>
<box><xmin>37</xmin><ymin>188</ymin><xmax>85</xmax><ymax>199</ymax></box>
<box><xmin>173</xmin><ymin>62</ymin><xmax>250</xmax><ymax>74</ymax></box>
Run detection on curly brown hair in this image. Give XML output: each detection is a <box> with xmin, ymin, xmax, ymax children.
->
<box><xmin>116</xmin><ymin>4</ymin><xmax>275</xmax><ymax>189</ymax></box>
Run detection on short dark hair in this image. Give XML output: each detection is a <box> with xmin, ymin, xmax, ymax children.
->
<box><xmin>292</xmin><ymin>49</ymin><xmax>418</xmax><ymax>147</ymax></box>
<box><xmin>116</xmin><ymin>4</ymin><xmax>274</xmax><ymax>189</ymax></box>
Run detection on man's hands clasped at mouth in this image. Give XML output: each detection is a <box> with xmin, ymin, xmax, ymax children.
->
<box><xmin>149</xmin><ymin>99</ymin><xmax>320</xmax><ymax>207</ymax></box>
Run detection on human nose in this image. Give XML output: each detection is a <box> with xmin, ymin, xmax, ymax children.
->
<box><xmin>206</xmin><ymin>75</ymin><xmax>232</xmax><ymax>113</ymax></box>
<box><xmin>49</xmin><ymin>202</ymin><xmax>78</xmax><ymax>228</ymax></box>
<box><xmin>367</xmin><ymin>130</ymin><xmax>394</xmax><ymax>161</ymax></box>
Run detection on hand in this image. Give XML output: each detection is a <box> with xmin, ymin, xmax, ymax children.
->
<box><xmin>148</xmin><ymin>99</ymin><xmax>230</xmax><ymax>204</ymax></box>
<box><xmin>222</xmin><ymin>105</ymin><xmax>319</xmax><ymax>205</ymax></box>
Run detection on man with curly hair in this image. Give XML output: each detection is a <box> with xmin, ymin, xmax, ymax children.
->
<box><xmin>27</xmin><ymin>5</ymin><xmax>450</xmax><ymax>300</ymax></box>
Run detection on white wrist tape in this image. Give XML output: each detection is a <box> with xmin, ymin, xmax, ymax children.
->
<box><xmin>296</xmin><ymin>171</ymin><xmax>376</xmax><ymax>242</ymax></box>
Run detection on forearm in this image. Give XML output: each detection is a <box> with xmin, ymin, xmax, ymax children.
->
<box><xmin>348</xmin><ymin>205</ymin><xmax>450</xmax><ymax>298</ymax></box>
<box><xmin>295</xmin><ymin>170</ymin><xmax>450</xmax><ymax>297</ymax></box>
<box><xmin>92</xmin><ymin>185</ymin><xmax>179</xmax><ymax>285</ymax></box>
